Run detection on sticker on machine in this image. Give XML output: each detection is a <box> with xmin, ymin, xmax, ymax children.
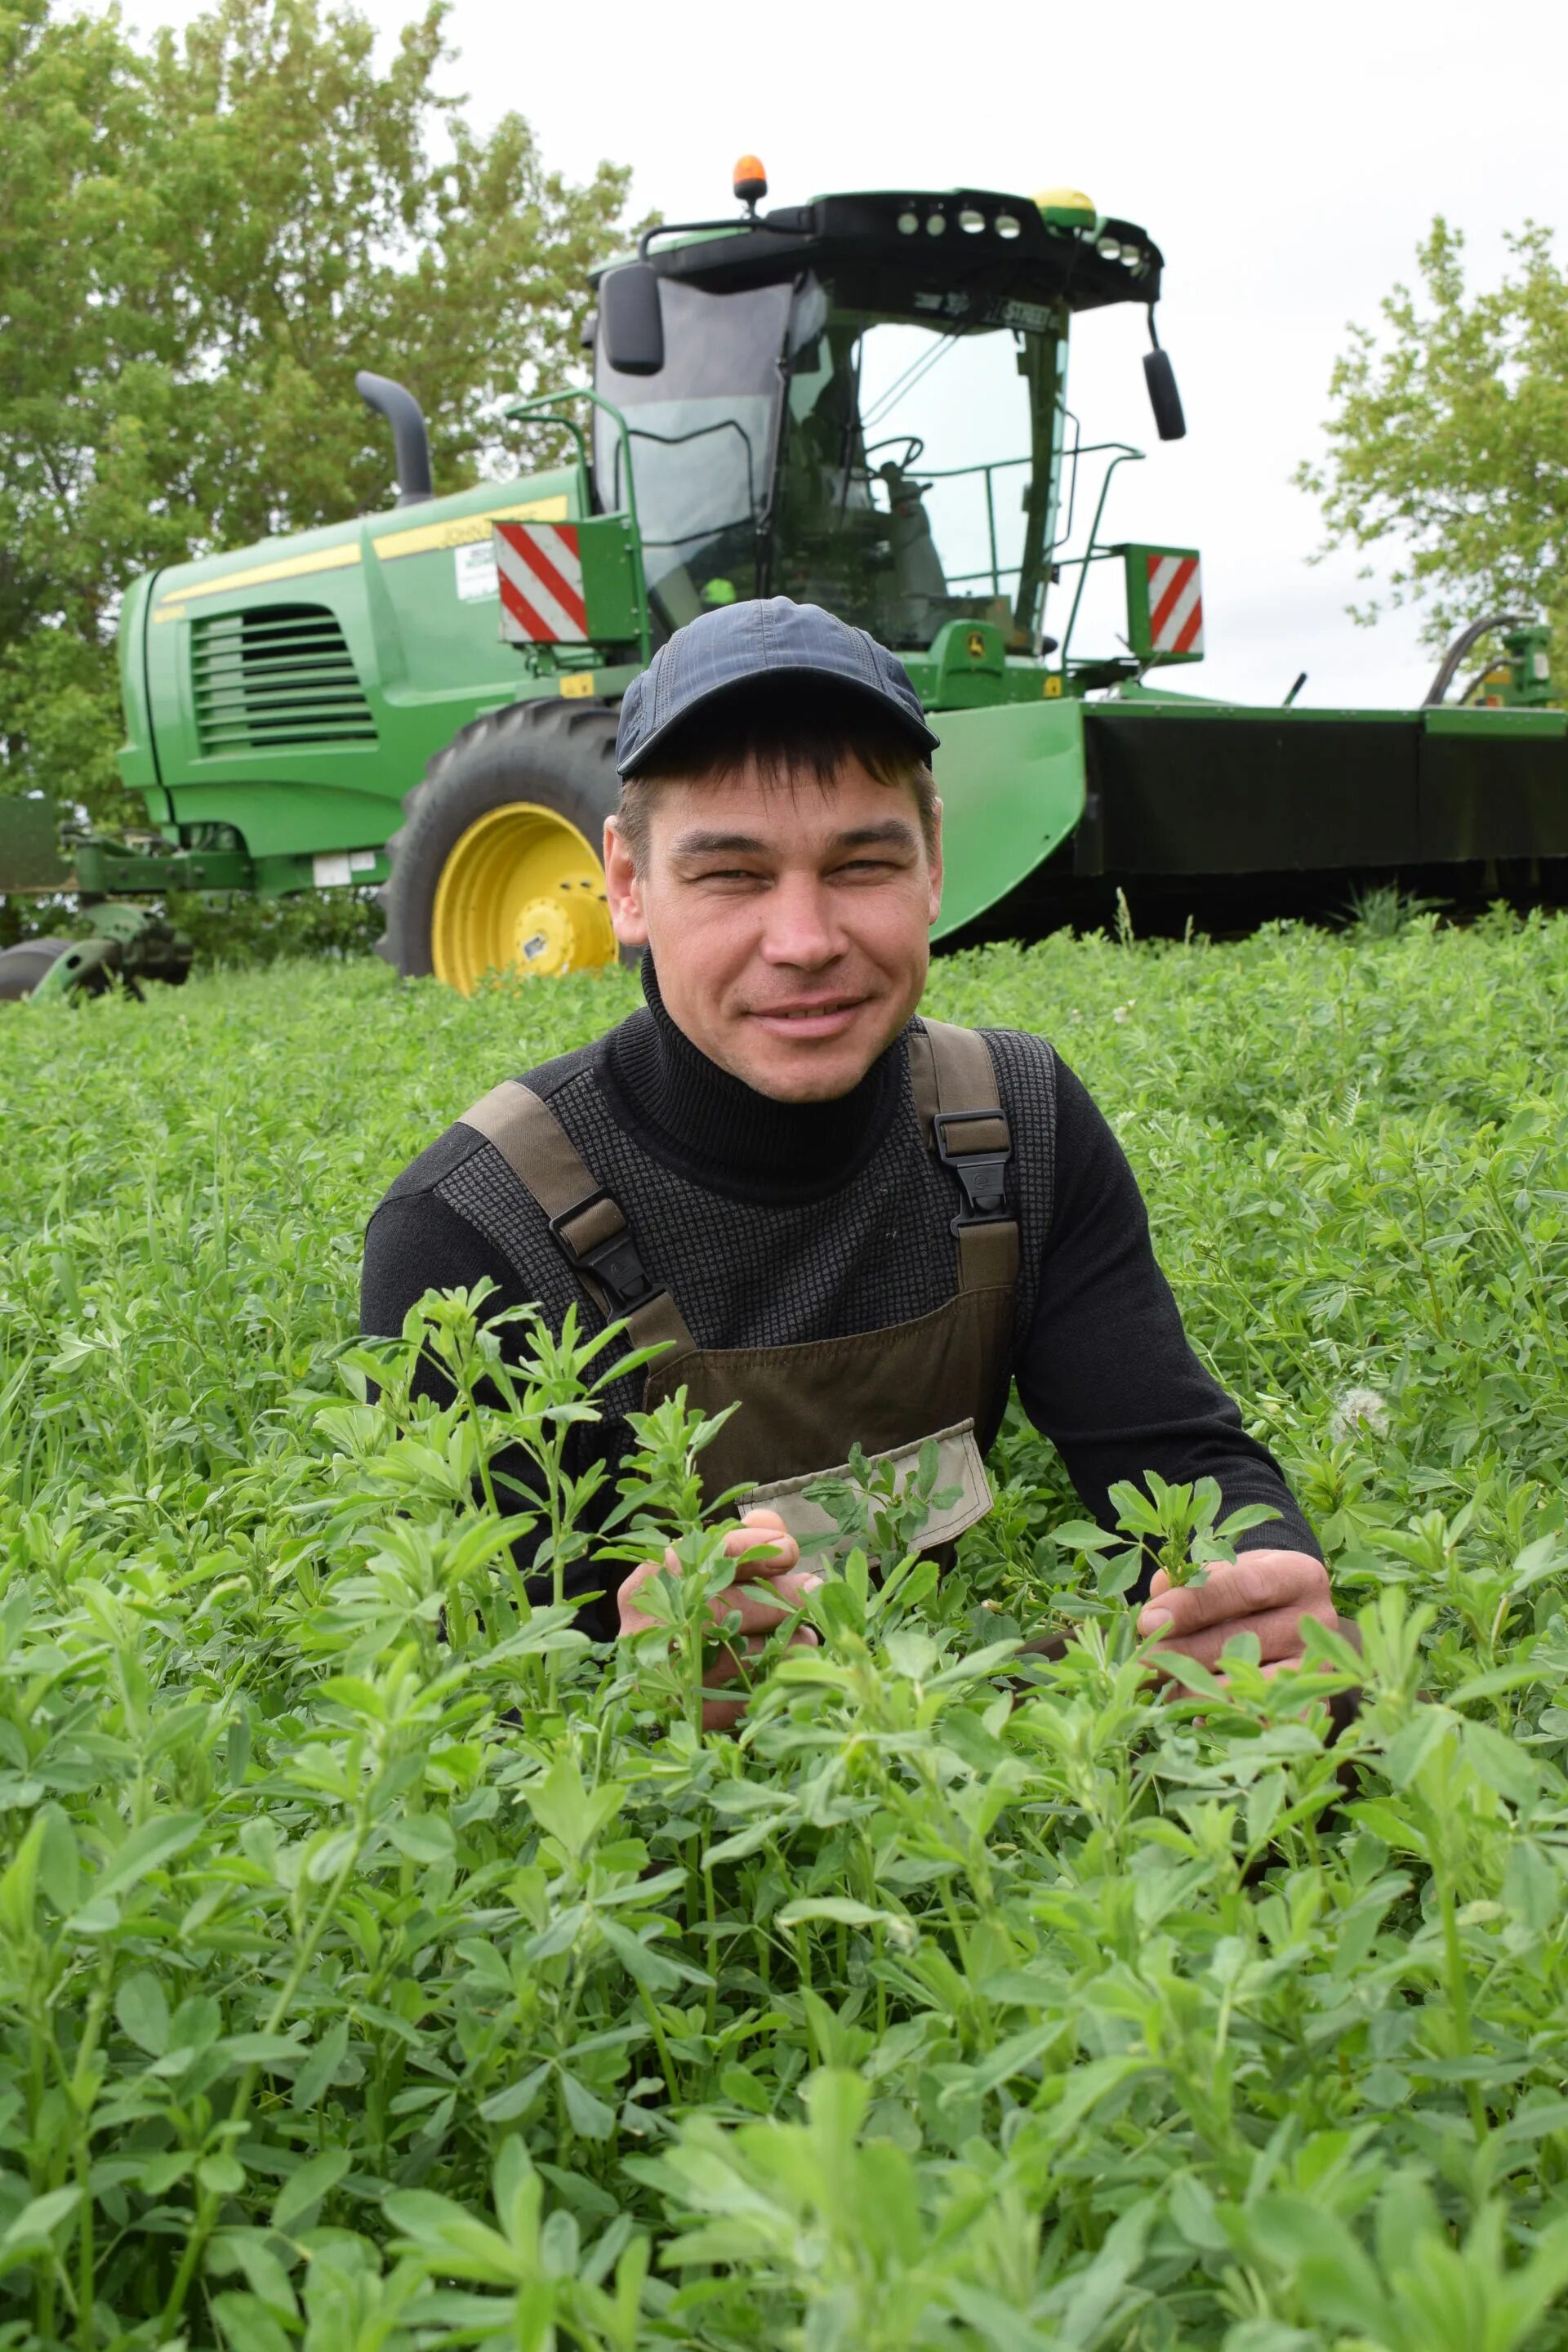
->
<box><xmin>1147</xmin><ymin>551</ymin><xmax>1204</xmax><ymax>655</ymax></box>
<box><xmin>454</xmin><ymin>541</ymin><xmax>499</xmax><ymax>602</ymax></box>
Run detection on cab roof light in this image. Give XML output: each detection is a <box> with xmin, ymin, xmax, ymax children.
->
<box><xmin>1035</xmin><ymin>185</ymin><xmax>1097</xmax><ymax>223</ymax></box>
<box><xmin>733</xmin><ymin>154</ymin><xmax>768</xmax><ymax>212</ymax></box>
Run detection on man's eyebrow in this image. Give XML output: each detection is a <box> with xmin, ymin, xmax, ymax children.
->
<box><xmin>831</xmin><ymin>820</ymin><xmax>919</xmax><ymax>851</ymax></box>
<box><xmin>669</xmin><ymin>829</ymin><xmax>771</xmax><ymax>858</ymax></box>
<box><xmin>668</xmin><ymin>818</ymin><xmax>920</xmax><ymax>860</ymax></box>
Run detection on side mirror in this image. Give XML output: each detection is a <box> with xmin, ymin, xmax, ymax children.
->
<box><xmin>600</xmin><ymin>264</ymin><xmax>664</xmax><ymax>377</ymax></box>
<box><xmin>1143</xmin><ymin>347</ymin><xmax>1186</xmax><ymax>442</ymax></box>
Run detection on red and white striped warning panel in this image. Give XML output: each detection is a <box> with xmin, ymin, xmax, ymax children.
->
<box><xmin>1147</xmin><ymin>551</ymin><xmax>1204</xmax><ymax>656</ymax></box>
<box><xmin>494</xmin><ymin>521</ymin><xmax>588</xmax><ymax>644</ymax></box>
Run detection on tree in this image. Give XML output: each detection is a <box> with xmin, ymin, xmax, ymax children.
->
<box><xmin>0</xmin><ymin>0</ymin><xmax>635</xmax><ymax>821</ymax></box>
<box><xmin>1297</xmin><ymin>219</ymin><xmax>1568</xmax><ymax>660</ymax></box>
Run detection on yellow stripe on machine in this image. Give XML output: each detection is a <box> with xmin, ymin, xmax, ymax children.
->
<box><xmin>373</xmin><ymin>495</ymin><xmax>568</xmax><ymax>561</ymax></box>
<box><xmin>153</xmin><ymin>493</ymin><xmax>572</xmax><ymax>620</ymax></box>
<box><xmin>154</xmin><ymin>541</ymin><xmax>360</xmax><ymax>618</ymax></box>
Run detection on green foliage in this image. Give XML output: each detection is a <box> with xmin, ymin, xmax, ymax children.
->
<box><xmin>1298</xmin><ymin>217</ymin><xmax>1568</xmax><ymax>653</ymax></box>
<box><xmin>1</xmin><ymin>884</ymin><xmax>385</xmax><ymax>962</ymax></box>
<box><xmin>1</xmin><ymin>918</ymin><xmax>1567</xmax><ymax>2345</ymax></box>
<box><xmin>0</xmin><ymin>0</ymin><xmax>635</xmax><ymax>821</ymax></box>
<box><xmin>1064</xmin><ymin>1474</ymin><xmax>1282</xmax><ymax>1593</ymax></box>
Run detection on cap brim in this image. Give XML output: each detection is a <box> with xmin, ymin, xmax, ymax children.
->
<box><xmin>617</xmin><ymin>663</ymin><xmax>939</xmax><ymax>777</ymax></box>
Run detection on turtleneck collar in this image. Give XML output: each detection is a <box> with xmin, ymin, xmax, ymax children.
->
<box><xmin>595</xmin><ymin>953</ymin><xmax>905</xmax><ymax>1202</ymax></box>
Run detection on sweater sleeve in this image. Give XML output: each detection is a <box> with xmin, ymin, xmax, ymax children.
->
<box><xmin>1014</xmin><ymin>1055</ymin><xmax>1320</xmax><ymax>1578</ymax></box>
<box><xmin>360</xmin><ymin>1187</ymin><xmax>526</xmax><ymax>1370</ymax></box>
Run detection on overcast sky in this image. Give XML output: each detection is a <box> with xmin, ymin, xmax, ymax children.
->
<box><xmin>131</xmin><ymin>0</ymin><xmax>1568</xmax><ymax>707</ymax></box>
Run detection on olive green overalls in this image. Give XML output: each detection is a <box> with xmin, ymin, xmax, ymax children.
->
<box><xmin>458</xmin><ymin>1018</ymin><xmax>1019</xmax><ymax>1551</ymax></box>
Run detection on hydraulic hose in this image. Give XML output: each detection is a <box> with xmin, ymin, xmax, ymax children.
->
<box><xmin>1421</xmin><ymin>612</ymin><xmax>1530</xmax><ymax>707</ymax></box>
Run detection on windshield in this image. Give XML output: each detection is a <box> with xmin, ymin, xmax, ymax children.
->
<box><xmin>773</xmin><ymin>288</ymin><xmax>1065</xmax><ymax>651</ymax></box>
<box><xmin>595</xmin><ymin>275</ymin><xmax>791</xmax><ymax>630</ymax></box>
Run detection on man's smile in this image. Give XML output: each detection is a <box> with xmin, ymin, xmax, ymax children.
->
<box><xmin>747</xmin><ymin>996</ymin><xmax>868</xmax><ymax>1036</ymax></box>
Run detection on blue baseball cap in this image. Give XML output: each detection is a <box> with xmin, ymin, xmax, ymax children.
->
<box><xmin>615</xmin><ymin>596</ymin><xmax>940</xmax><ymax>777</ymax></box>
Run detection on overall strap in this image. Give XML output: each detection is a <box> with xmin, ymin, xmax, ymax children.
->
<box><xmin>907</xmin><ymin>1018</ymin><xmax>1020</xmax><ymax>1293</ymax></box>
<box><xmin>459</xmin><ymin>1082</ymin><xmax>697</xmax><ymax>1361</ymax></box>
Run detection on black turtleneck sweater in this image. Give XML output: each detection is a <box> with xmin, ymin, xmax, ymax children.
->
<box><xmin>361</xmin><ymin>961</ymin><xmax>1318</xmax><ymax>1634</ymax></box>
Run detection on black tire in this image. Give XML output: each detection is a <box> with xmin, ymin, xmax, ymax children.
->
<box><xmin>0</xmin><ymin>938</ymin><xmax>75</xmax><ymax>1002</ymax></box>
<box><xmin>376</xmin><ymin>697</ymin><xmax>629</xmax><ymax>982</ymax></box>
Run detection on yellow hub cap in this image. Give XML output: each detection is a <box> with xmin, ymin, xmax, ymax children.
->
<box><xmin>431</xmin><ymin>801</ymin><xmax>617</xmax><ymax>992</ymax></box>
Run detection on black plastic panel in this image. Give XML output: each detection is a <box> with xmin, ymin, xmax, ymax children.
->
<box><xmin>1080</xmin><ymin>710</ymin><xmax>1423</xmax><ymax>876</ymax></box>
<box><xmin>1080</xmin><ymin>708</ymin><xmax>1568</xmax><ymax>877</ymax></box>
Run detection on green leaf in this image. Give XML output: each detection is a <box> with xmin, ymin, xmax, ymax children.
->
<box><xmin>93</xmin><ymin>1811</ymin><xmax>204</xmax><ymax>1901</ymax></box>
<box><xmin>1495</xmin><ymin>2098</ymin><xmax>1568</xmax><ymax>2145</ymax></box>
<box><xmin>1051</xmin><ymin>1520</ymin><xmax>1118</xmax><ymax>1553</ymax></box>
<box><xmin>1448</xmin><ymin>1662</ymin><xmax>1550</xmax><ymax>1706</ymax></box>
<box><xmin>137</xmin><ymin>2153</ymin><xmax>192</xmax><ymax>2195</ymax></box>
<box><xmin>1462</xmin><ymin>1717</ymin><xmax>1540</xmax><ymax>1808</ymax></box>
<box><xmin>1168</xmin><ymin>2171</ymin><xmax>1228</xmax><ymax>2253</ymax></box>
<box><xmin>596</xmin><ymin>1917</ymin><xmax>685</xmax><ymax>1990</ymax></box>
<box><xmin>384</xmin><ymin>2189</ymin><xmax>524</xmax><ymax>2284</ymax></box>
<box><xmin>1294</xmin><ymin>2235</ymin><xmax>1394</xmax><ymax>2336</ymax></box>
<box><xmin>291</xmin><ymin>2019</ymin><xmax>349</xmax><ymax>2113</ymax></box>
<box><xmin>272</xmin><ymin>2148</ymin><xmax>350</xmax><ymax>2234</ymax></box>
<box><xmin>1384</xmin><ymin>1707</ymin><xmax>1454</xmax><ymax>1789</ymax></box>
<box><xmin>775</xmin><ymin>1897</ymin><xmax>893</xmax><ymax>1929</ymax></box>
<box><xmin>0</xmin><ymin>1814</ymin><xmax>46</xmax><ymax>1942</ymax></box>
<box><xmin>524</xmin><ymin>1757</ymin><xmax>625</xmax><ymax>1858</ymax></box>
<box><xmin>35</xmin><ymin>1806</ymin><xmax>79</xmax><ymax>1914</ymax></box>
<box><xmin>115</xmin><ymin>1969</ymin><xmax>171</xmax><ymax>2056</ymax></box>
<box><xmin>560</xmin><ymin>2072</ymin><xmax>617</xmax><ymax>2140</ymax></box>
<box><xmin>962</xmin><ymin>2020</ymin><xmax>1067</xmax><ymax>2100</ymax></box>
<box><xmin>219</xmin><ymin>2034</ymin><xmax>306</xmax><ymax>2065</ymax></box>
<box><xmin>386</xmin><ymin>1813</ymin><xmax>456</xmax><ymax>1865</ymax></box>
<box><xmin>479</xmin><ymin>2064</ymin><xmax>551</xmax><ymax>2125</ymax></box>
<box><xmin>212</xmin><ymin>2291</ymin><xmax>294</xmax><ymax>2352</ymax></box>
<box><xmin>2</xmin><ymin>2187</ymin><xmax>82</xmax><ymax>2248</ymax></box>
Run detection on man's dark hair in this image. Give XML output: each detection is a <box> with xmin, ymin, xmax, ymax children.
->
<box><xmin>616</xmin><ymin>677</ymin><xmax>938</xmax><ymax>871</ymax></box>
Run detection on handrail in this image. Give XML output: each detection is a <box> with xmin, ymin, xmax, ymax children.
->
<box><xmin>854</xmin><ymin>437</ymin><xmax>1141</xmax><ymax>614</ymax></box>
<box><xmin>1055</xmin><ymin>444</ymin><xmax>1144</xmax><ymax>668</ymax></box>
<box><xmin>506</xmin><ymin>386</ymin><xmax>652</xmax><ymax>666</ymax></box>
<box><xmin>613</xmin><ymin>416</ymin><xmax>759</xmax><ymax>534</ymax></box>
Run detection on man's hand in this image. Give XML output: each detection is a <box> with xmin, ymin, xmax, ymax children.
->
<box><xmin>617</xmin><ymin>1506</ymin><xmax>821</xmax><ymax>1732</ymax></box>
<box><xmin>1136</xmin><ymin>1548</ymin><xmax>1335</xmax><ymax>1684</ymax></box>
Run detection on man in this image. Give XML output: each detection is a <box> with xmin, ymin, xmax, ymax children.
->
<box><xmin>363</xmin><ymin>598</ymin><xmax>1334</xmax><ymax>1726</ymax></box>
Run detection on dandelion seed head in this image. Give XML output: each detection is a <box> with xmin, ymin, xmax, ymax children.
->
<box><xmin>1330</xmin><ymin>1384</ymin><xmax>1390</xmax><ymax>1442</ymax></box>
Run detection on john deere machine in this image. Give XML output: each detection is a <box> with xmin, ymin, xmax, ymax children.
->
<box><xmin>3</xmin><ymin>162</ymin><xmax>1564</xmax><ymax>999</ymax></box>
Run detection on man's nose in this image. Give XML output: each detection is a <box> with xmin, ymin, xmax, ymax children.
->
<box><xmin>758</xmin><ymin>872</ymin><xmax>844</xmax><ymax>966</ymax></box>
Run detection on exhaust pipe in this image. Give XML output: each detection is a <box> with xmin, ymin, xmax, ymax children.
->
<box><xmin>355</xmin><ymin>371</ymin><xmax>433</xmax><ymax>506</ymax></box>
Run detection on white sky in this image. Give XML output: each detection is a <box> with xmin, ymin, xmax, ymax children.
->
<box><xmin>131</xmin><ymin>0</ymin><xmax>1568</xmax><ymax>707</ymax></box>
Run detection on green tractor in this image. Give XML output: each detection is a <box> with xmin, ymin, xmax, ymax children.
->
<box><xmin>3</xmin><ymin>163</ymin><xmax>1565</xmax><ymax>1000</ymax></box>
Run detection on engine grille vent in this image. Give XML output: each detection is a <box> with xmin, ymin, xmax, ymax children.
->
<box><xmin>190</xmin><ymin>604</ymin><xmax>376</xmax><ymax>754</ymax></box>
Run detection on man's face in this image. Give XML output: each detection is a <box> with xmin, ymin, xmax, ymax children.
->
<box><xmin>603</xmin><ymin>753</ymin><xmax>943</xmax><ymax>1102</ymax></box>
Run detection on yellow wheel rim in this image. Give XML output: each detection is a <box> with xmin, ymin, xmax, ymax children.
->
<box><xmin>431</xmin><ymin>801</ymin><xmax>617</xmax><ymax>993</ymax></box>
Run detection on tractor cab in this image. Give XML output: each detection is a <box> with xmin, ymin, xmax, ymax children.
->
<box><xmin>590</xmin><ymin>169</ymin><xmax>1176</xmax><ymax>660</ymax></box>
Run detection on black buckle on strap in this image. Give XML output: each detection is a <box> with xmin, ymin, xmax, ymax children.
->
<box><xmin>548</xmin><ymin>1190</ymin><xmax>657</xmax><ymax>1315</ymax></box>
<box><xmin>932</xmin><ymin>1109</ymin><xmax>1012</xmax><ymax>1233</ymax></box>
